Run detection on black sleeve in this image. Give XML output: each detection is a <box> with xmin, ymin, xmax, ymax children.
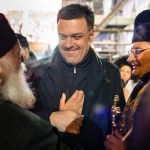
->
<box><xmin>0</xmin><ymin>102</ymin><xmax>83</xmax><ymax>150</ymax></box>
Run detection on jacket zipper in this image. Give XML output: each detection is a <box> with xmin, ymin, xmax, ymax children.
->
<box><xmin>74</xmin><ymin>65</ymin><xmax>76</xmax><ymax>73</ymax></box>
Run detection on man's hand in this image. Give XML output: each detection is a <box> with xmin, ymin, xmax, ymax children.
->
<box><xmin>104</xmin><ymin>130</ymin><xmax>125</xmax><ymax>150</ymax></box>
<box><xmin>50</xmin><ymin>110</ymin><xmax>84</xmax><ymax>134</ymax></box>
<box><xmin>49</xmin><ymin>90</ymin><xmax>84</xmax><ymax>134</ymax></box>
<box><xmin>59</xmin><ymin>90</ymin><xmax>84</xmax><ymax>114</ymax></box>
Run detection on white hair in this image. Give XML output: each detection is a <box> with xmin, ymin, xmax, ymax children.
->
<box><xmin>0</xmin><ymin>63</ymin><xmax>36</xmax><ymax>109</ymax></box>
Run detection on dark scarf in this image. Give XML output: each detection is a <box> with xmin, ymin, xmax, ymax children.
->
<box><xmin>130</xmin><ymin>72</ymin><xmax>150</xmax><ymax>101</ymax></box>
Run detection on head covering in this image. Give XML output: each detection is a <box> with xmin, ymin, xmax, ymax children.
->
<box><xmin>0</xmin><ymin>13</ymin><xmax>17</xmax><ymax>57</ymax></box>
<box><xmin>16</xmin><ymin>33</ymin><xmax>30</xmax><ymax>49</ymax></box>
<box><xmin>113</xmin><ymin>55</ymin><xmax>132</xmax><ymax>70</ymax></box>
<box><xmin>132</xmin><ymin>9</ymin><xmax>150</xmax><ymax>43</ymax></box>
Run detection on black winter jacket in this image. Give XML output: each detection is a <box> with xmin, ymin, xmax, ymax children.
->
<box><xmin>27</xmin><ymin>46</ymin><xmax>125</xmax><ymax>150</ymax></box>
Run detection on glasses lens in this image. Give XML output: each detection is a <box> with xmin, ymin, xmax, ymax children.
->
<box><xmin>128</xmin><ymin>50</ymin><xmax>131</xmax><ymax>55</ymax></box>
<box><xmin>128</xmin><ymin>49</ymin><xmax>135</xmax><ymax>55</ymax></box>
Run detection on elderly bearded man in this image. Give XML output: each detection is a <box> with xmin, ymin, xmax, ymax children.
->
<box><xmin>0</xmin><ymin>13</ymin><xmax>84</xmax><ymax>150</ymax></box>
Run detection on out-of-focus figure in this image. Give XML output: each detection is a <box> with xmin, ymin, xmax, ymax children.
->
<box><xmin>16</xmin><ymin>33</ymin><xmax>37</xmax><ymax>65</ymax></box>
<box><xmin>114</xmin><ymin>55</ymin><xmax>138</xmax><ymax>102</ymax></box>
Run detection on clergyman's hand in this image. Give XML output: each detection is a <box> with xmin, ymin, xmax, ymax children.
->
<box><xmin>50</xmin><ymin>110</ymin><xmax>83</xmax><ymax>134</ymax></box>
<box><xmin>59</xmin><ymin>90</ymin><xmax>84</xmax><ymax>114</ymax></box>
<box><xmin>104</xmin><ymin>130</ymin><xmax>125</xmax><ymax>150</ymax></box>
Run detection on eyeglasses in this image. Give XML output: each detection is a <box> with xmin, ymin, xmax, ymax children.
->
<box><xmin>128</xmin><ymin>47</ymin><xmax>150</xmax><ymax>56</ymax></box>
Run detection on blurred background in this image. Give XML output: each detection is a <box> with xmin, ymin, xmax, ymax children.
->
<box><xmin>1</xmin><ymin>0</ymin><xmax>150</xmax><ymax>61</ymax></box>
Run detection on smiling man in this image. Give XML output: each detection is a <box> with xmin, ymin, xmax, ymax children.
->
<box><xmin>104</xmin><ymin>9</ymin><xmax>150</xmax><ymax>150</ymax></box>
<box><xmin>27</xmin><ymin>4</ymin><xmax>125</xmax><ymax>150</ymax></box>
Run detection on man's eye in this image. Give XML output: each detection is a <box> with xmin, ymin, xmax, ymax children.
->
<box><xmin>136</xmin><ymin>49</ymin><xmax>142</xmax><ymax>54</ymax></box>
<box><xmin>58</xmin><ymin>35</ymin><xmax>66</xmax><ymax>40</ymax></box>
<box><xmin>73</xmin><ymin>36</ymin><xmax>82</xmax><ymax>40</ymax></box>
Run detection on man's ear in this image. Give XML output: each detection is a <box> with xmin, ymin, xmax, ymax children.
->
<box><xmin>20</xmin><ymin>47</ymin><xmax>29</xmax><ymax>62</ymax></box>
<box><xmin>90</xmin><ymin>29</ymin><xmax>95</xmax><ymax>42</ymax></box>
<box><xmin>0</xmin><ymin>65</ymin><xmax>5</xmax><ymax>85</ymax></box>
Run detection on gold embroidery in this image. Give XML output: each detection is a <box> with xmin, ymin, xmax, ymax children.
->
<box><xmin>117</xmin><ymin>84</ymin><xmax>148</xmax><ymax>136</ymax></box>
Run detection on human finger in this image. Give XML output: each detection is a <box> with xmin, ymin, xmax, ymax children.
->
<box><xmin>106</xmin><ymin>134</ymin><xmax>120</xmax><ymax>145</ymax></box>
<box><xmin>104</xmin><ymin>140</ymin><xmax>114</xmax><ymax>150</ymax></box>
<box><xmin>76</xmin><ymin>94</ymin><xmax>85</xmax><ymax>114</ymax></box>
<box><xmin>74</xmin><ymin>116</ymin><xmax>84</xmax><ymax>126</ymax></box>
<box><xmin>70</xmin><ymin>116</ymin><xmax>83</xmax><ymax>127</ymax></box>
<box><xmin>115</xmin><ymin>130</ymin><xmax>123</xmax><ymax>140</ymax></box>
<box><xmin>65</xmin><ymin>128</ymin><xmax>80</xmax><ymax>134</ymax></box>
<box><xmin>59</xmin><ymin>93</ymin><xmax>66</xmax><ymax>110</ymax></box>
<box><xmin>75</xmin><ymin>90</ymin><xmax>84</xmax><ymax>103</ymax></box>
<box><xmin>69</xmin><ymin>90</ymin><xmax>79</xmax><ymax>101</ymax></box>
<box><xmin>66</xmin><ymin>116</ymin><xmax>83</xmax><ymax>132</ymax></box>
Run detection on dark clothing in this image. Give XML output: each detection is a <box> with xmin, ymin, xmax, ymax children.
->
<box><xmin>0</xmin><ymin>100</ymin><xmax>82</xmax><ymax>150</ymax></box>
<box><xmin>116</xmin><ymin>73</ymin><xmax>150</xmax><ymax>150</ymax></box>
<box><xmin>117</xmin><ymin>73</ymin><xmax>150</xmax><ymax>136</ymax></box>
<box><xmin>130</xmin><ymin>73</ymin><xmax>150</xmax><ymax>100</ymax></box>
<box><xmin>27</xmin><ymin>46</ymin><xmax>125</xmax><ymax>150</ymax></box>
<box><xmin>129</xmin><ymin>81</ymin><xmax>150</xmax><ymax>150</ymax></box>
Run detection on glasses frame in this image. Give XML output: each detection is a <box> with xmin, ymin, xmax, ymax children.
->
<box><xmin>128</xmin><ymin>47</ymin><xmax>150</xmax><ymax>56</ymax></box>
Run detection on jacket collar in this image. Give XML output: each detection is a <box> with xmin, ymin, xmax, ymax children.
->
<box><xmin>52</xmin><ymin>46</ymin><xmax>101</xmax><ymax>71</ymax></box>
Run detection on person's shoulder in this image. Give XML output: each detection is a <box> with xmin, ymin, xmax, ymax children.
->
<box><xmin>27</xmin><ymin>56</ymin><xmax>52</xmax><ymax>69</ymax></box>
<box><xmin>100</xmin><ymin>58</ymin><xmax>119</xmax><ymax>71</ymax></box>
<box><xmin>0</xmin><ymin>101</ymin><xmax>36</xmax><ymax>123</ymax></box>
<box><xmin>0</xmin><ymin>101</ymin><xmax>49</xmax><ymax>126</ymax></box>
<box><xmin>26</xmin><ymin>56</ymin><xmax>52</xmax><ymax>79</ymax></box>
<box><xmin>0</xmin><ymin>101</ymin><xmax>53</xmax><ymax>145</ymax></box>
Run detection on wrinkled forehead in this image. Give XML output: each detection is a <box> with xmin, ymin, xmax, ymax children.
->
<box><xmin>131</xmin><ymin>41</ymin><xmax>150</xmax><ymax>48</ymax></box>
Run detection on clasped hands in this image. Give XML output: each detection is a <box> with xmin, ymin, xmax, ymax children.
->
<box><xmin>50</xmin><ymin>90</ymin><xmax>84</xmax><ymax>134</ymax></box>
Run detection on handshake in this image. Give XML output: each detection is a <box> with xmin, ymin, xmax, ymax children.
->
<box><xmin>50</xmin><ymin>90</ymin><xmax>84</xmax><ymax>134</ymax></box>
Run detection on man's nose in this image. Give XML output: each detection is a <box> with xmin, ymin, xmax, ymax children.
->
<box><xmin>65</xmin><ymin>37</ymin><xmax>74</xmax><ymax>48</ymax></box>
<box><xmin>127</xmin><ymin>53</ymin><xmax>136</xmax><ymax>63</ymax></box>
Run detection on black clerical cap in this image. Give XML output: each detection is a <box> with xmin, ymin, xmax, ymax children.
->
<box><xmin>132</xmin><ymin>9</ymin><xmax>150</xmax><ymax>43</ymax></box>
<box><xmin>0</xmin><ymin>13</ymin><xmax>17</xmax><ymax>57</ymax></box>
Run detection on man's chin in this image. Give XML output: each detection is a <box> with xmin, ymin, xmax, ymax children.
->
<box><xmin>132</xmin><ymin>71</ymin><xmax>140</xmax><ymax>78</ymax></box>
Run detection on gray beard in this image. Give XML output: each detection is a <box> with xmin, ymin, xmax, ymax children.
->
<box><xmin>0</xmin><ymin>63</ymin><xmax>36</xmax><ymax>109</ymax></box>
